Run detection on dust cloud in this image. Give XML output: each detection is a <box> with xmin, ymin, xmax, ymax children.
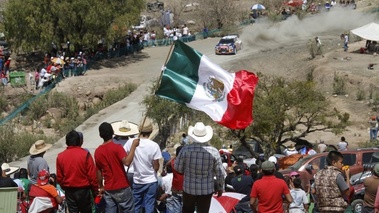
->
<box><xmin>241</xmin><ymin>8</ymin><xmax>378</xmax><ymax>46</ymax></box>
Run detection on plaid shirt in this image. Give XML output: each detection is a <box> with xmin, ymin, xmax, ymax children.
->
<box><xmin>174</xmin><ymin>142</ymin><xmax>225</xmax><ymax>195</ymax></box>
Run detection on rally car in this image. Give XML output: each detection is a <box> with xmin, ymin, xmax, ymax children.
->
<box><xmin>215</xmin><ymin>35</ymin><xmax>242</xmax><ymax>55</ymax></box>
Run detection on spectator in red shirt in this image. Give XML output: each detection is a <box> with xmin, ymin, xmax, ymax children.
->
<box><xmin>56</xmin><ymin>130</ymin><xmax>98</xmax><ymax>213</ymax></box>
<box><xmin>167</xmin><ymin>145</ymin><xmax>184</xmax><ymax>212</ymax></box>
<box><xmin>95</xmin><ymin>122</ymin><xmax>139</xmax><ymax>212</ymax></box>
<box><xmin>250</xmin><ymin>161</ymin><xmax>293</xmax><ymax>213</ymax></box>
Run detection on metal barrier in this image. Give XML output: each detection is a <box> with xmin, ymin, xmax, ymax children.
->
<box><xmin>0</xmin><ymin>187</ymin><xmax>18</xmax><ymax>213</ymax></box>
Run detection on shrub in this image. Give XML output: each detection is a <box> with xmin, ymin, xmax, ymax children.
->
<box><xmin>0</xmin><ymin>123</ymin><xmax>57</xmax><ymax>162</ymax></box>
<box><xmin>333</xmin><ymin>73</ymin><xmax>346</xmax><ymax>95</ymax></box>
<box><xmin>27</xmin><ymin>95</ymin><xmax>48</xmax><ymax>120</ymax></box>
<box><xmin>356</xmin><ymin>87</ymin><xmax>365</xmax><ymax>100</ymax></box>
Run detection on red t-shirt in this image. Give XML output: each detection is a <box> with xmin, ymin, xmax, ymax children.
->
<box><xmin>46</xmin><ymin>65</ymin><xmax>52</xmax><ymax>73</ymax></box>
<box><xmin>94</xmin><ymin>141</ymin><xmax>129</xmax><ymax>190</ymax></box>
<box><xmin>56</xmin><ymin>146</ymin><xmax>98</xmax><ymax>192</ymax></box>
<box><xmin>251</xmin><ymin>175</ymin><xmax>290</xmax><ymax>213</ymax></box>
<box><xmin>171</xmin><ymin>159</ymin><xmax>183</xmax><ymax>191</ymax></box>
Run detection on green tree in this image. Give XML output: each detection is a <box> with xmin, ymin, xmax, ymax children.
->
<box><xmin>245</xmin><ymin>75</ymin><xmax>349</xmax><ymax>157</ymax></box>
<box><xmin>3</xmin><ymin>0</ymin><xmax>144</xmax><ymax>52</ymax></box>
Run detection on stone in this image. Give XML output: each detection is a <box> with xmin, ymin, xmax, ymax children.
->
<box><xmin>92</xmin><ymin>97</ymin><xmax>101</xmax><ymax>105</ymax></box>
<box><xmin>78</xmin><ymin>102</ymin><xmax>86</xmax><ymax>111</ymax></box>
<box><xmin>85</xmin><ymin>90</ymin><xmax>91</xmax><ymax>96</ymax></box>
<box><xmin>46</xmin><ymin>108</ymin><xmax>63</xmax><ymax>119</ymax></box>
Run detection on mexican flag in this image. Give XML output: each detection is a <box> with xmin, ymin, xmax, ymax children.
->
<box><xmin>155</xmin><ymin>40</ymin><xmax>259</xmax><ymax>130</ymax></box>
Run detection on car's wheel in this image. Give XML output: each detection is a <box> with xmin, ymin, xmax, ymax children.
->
<box><xmin>233</xmin><ymin>48</ymin><xmax>237</xmax><ymax>54</ymax></box>
<box><xmin>351</xmin><ymin>199</ymin><xmax>363</xmax><ymax>213</ymax></box>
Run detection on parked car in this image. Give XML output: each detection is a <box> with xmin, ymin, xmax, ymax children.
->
<box><xmin>132</xmin><ymin>15</ymin><xmax>159</xmax><ymax>30</ymax></box>
<box><xmin>280</xmin><ymin>148</ymin><xmax>379</xmax><ymax>189</ymax></box>
<box><xmin>146</xmin><ymin>0</ymin><xmax>164</xmax><ymax>12</ymax></box>
<box><xmin>215</xmin><ymin>35</ymin><xmax>242</xmax><ymax>55</ymax></box>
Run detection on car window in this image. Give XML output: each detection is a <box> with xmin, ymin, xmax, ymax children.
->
<box><xmin>219</xmin><ymin>39</ymin><xmax>234</xmax><ymax>44</ymax></box>
<box><xmin>342</xmin><ymin>154</ymin><xmax>356</xmax><ymax>166</ymax></box>
<box><xmin>308</xmin><ymin>156</ymin><xmax>326</xmax><ymax>170</ymax></box>
<box><xmin>362</xmin><ymin>152</ymin><xmax>374</xmax><ymax>164</ymax></box>
<box><xmin>363</xmin><ymin>152</ymin><xmax>379</xmax><ymax>163</ymax></box>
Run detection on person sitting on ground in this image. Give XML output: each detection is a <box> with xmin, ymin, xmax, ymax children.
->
<box><xmin>28</xmin><ymin>170</ymin><xmax>64</xmax><ymax>213</ymax></box>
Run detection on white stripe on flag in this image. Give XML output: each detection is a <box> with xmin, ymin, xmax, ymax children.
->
<box><xmin>187</xmin><ymin>55</ymin><xmax>235</xmax><ymax>121</ymax></box>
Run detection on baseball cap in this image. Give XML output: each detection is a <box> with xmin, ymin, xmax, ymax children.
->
<box><xmin>37</xmin><ymin>170</ymin><xmax>50</xmax><ymax>186</ymax></box>
<box><xmin>290</xmin><ymin>171</ymin><xmax>300</xmax><ymax>177</ymax></box>
<box><xmin>261</xmin><ymin>161</ymin><xmax>275</xmax><ymax>171</ymax></box>
<box><xmin>268</xmin><ymin>156</ymin><xmax>277</xmax><ymax>164</ymax></box>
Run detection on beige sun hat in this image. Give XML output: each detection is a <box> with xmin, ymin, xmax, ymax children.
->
<box><xmin>188</xmin><ymin>122</ymin><xmax>213</xmax><ymax>143</ymax></box>
<box><xmin>1</xmin><ymin>163</ymin><xmax>20</xmax><ymax>176</ymax></box>
<box><xmin>111</xmin><ymin>120</ymin><xmax>139</xmax><ymax>136</ymax></box>
<box><xmin>29</xmin><ymin>140</ymin><xmax>52</xmax><ymax>155</ymax></box>
<box><xmin>139</xmin><ymin>118</ymin><xmax>153</xmax><ymax>133</ymax></box>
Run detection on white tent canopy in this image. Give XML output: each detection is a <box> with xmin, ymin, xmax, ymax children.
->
<box><xmin>351</xmin><ymin>22</ymin><xmax>379</xmax><ymax>41</ymax></box>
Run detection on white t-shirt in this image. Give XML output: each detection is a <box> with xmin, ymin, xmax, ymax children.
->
<box><xmin>124</xmin><ymin>138</ymin><xmax>162</xmax><ymax>184</ymax></box>
<box><xmin>161</xmin><ymin>173</ymin><xmax>173</xmax><ymax>195</ymax></box>
<box><xmin>289</xmin><ymin>188</ymin><xmax>308</xmax><ymax>210</ymax></box>
<box><xmin>284</xmin><ymin>149</ymin><xmax>298</xmax><ymax>156</ymax></box>
<box><xmin>337</xmin><ymin>141</ymin><xmax>348</xmax><ymax>151</ymax></box>
<box><xmin>182</xmin><ymin>27</ymin><xmax>188</xmax><ymax>35</ymax></box>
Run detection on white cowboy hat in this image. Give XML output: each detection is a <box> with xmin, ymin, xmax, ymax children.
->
<box><xmin>1</xmin><ymin>163</ymin><xmax>20</xmax><ymax>176</ymax></box>
<box><xmin>188</xmin><ymin>122</ymin><xmax>213</xmax><ymax>143</ymax></box>
<box><xmin>29</xmin><ymin>140</ymin><xmax>53</xmax><ymax>155</ymax></box>
<box><xmin>111</xmin><ymin>120</ymin><xmax>139</xmax><ymax>136</ymax></box>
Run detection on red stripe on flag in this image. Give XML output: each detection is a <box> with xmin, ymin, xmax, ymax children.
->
<box><xmin>218</xmin><ymin>70</ymin><xmax>258</xmax><ymax>129</ymax></box>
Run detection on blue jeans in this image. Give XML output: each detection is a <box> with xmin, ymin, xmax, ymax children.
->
<box><xmin>104</xmin><ymin>187</ymin><xmax>134</xmax><ymax>213</ymax></box>
<box><xmin>133</xmin><ymin>182</ymin><xmax>158</xmax><ymax>213</ymax></box>
<box><xmin>166</xmin><ymin>193</ymin><xmax>183</xmax><ymax>213</ymax></box>
<box><xmin>370</xmin><ymin>128</ymin><xmax>378</xmax><ymax>140</ymax></box>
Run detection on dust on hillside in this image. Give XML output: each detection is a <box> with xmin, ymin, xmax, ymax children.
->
<box><xmin>232</xmin><ymin>8</ymin><xmax>379</xmax><ymax>146</ymax></box>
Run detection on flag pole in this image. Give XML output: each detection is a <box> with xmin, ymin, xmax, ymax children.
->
<box><xmin>126</xmin><ymin>41</ymin><xmax>176</xmax><ymax>176</ymax></box>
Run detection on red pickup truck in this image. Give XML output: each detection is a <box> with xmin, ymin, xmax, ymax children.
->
<box><xmin>280</xmin><ymin>148</ymin><xmax>379</xmax><ymax>189</ymax></box>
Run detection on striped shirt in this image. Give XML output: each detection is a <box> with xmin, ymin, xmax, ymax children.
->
<box><xmin>174</xmin><ymin>142</ymin><xmax>225</xmax><ymax>195</ymax></box>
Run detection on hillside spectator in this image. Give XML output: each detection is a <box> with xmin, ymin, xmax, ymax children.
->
<box><xmin>182</xmin><ymin>24</ymin><xmax>189</xmax><ymax>37</ymax></box>
<box><xmin>314</xmin><ymin>151</ymin><xmax>350</xmax><ymax>212</ymax></box>
<box><xmin>363</xmin><ymin>163</ymin><xmax>379</xmax><ymax>212</ymax></box>
<box><xmin>175</xmin><ymin>122</ymin><xmax>225</xmax><ymax>213</ymax></box>
<box><xmin>231</xmin><ymin>165</ymin><xmax>254</xmax><ymax>213</ymax></box>
<box><xmin>369</xmin><ymin>116</ymin><xmax>378</xmax><ymax>141</ymax></box>
<box><xmin>315</xmin><ymin>36</ymin><xmax>323</xmax><ymax>56</ymax></box>
<box><xmin>28</xmin><ymin>170</ymin><xmax>63</xmax><ymax>212</ymax></box>
<box><xmin>318</xmin><ymin>140</ymin><xmax>327</xmax><ymax>153</ymax></box>
<box><xmin>124</xmin><ymin>118</ymin><xmax>162</xmax><ymax>213</ymax></box>
<box><xmin>181</xmin><ymin>133</ymin><xmax>188</xmax><ymax>145</ymax></box>
<box><xmin>95</xmin><ymin>122</ymin><xmax>139</xmax><ymax>212</ymax></box>
<box><xmin>158</xmin><ymin>163</ymin><xmax>173</xmax><ymax>212</ymax></box>
<box><xmin>167</xmin><ymin>145</ymin><xmax>184</xmax><ymax>212</ymax></box>
<box><xmin>28</xmin><ymin>140</ymin><xmax>52</xmax><ymax>184</ymax></box>
<box><xmin>337</xmin><ymin>136</ymin><xmax>348</xmax><ymax>151</ymax></box>
<box><xmin>250</xmin><ymin>161</ymin><xmax>293</xmax><ymax>212</ymax></box>
<box><xmin>284</xmin><ymin>144</ymin><xmax>298</xmax><ymax>156</ymax></box>
<box><xmin>1</xmin><ymin>70</ymin><xmax>7</xmax><ymax>86</ymax></box>
<box><xmin>143</xmin><ymin>30</ymin><xmax>149</xmax><ymax>47</ymax></box>
<box><xmin>289</xmin><ymin>178</ymin><xmax>309</xmax><ymax>213</ymax></box>
<box><xmin>56</xmin><ymin>130</ymin><xmax>98</xmax><ymax>213</ymax></box>
<box><xmin>150</xmin><ymin>30</ymin><xmax>156</xmax><ymax>47</ymax></box>
<box><xmin>4</xmin><ymin>57</ymin><xmax>10</xmax><ymax>82</ymax></box>
<box><xmin>0</xmin><ymin>163</ymin><xmax>18</xmax><ymax>187</ymax></box>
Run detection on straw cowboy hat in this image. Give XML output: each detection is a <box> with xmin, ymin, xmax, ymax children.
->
<box><xmin>1</xmin><ymin>163</ymin><xmax>20</xmax><ymax>176</ymax></box>
<box><xmin>29</xmin><ymin>140</ymin><xmax>52</xmax><ymax>155</ymax></box>
<box><xmin>287</xmin><ymin>144</ymin><xmax>296</xmax><ymax>151</ymax></box>
<box><xmin>139</xmin><ymin>118</ymin><xmax>154</xmax><ymax>133</ymax></box>
<box><xmin>111</xmin><ymin>120</ymin><xmax>139</xmax><ymax>136</ymax></box>
<box><xmin>188</xmin><ymin>122</ymin><xmax>213</xmax><ymax>143</ymax></box>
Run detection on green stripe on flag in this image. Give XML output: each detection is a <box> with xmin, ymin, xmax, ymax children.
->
<box><xmin>156</xmin><ymin>40</ymin><xmax>203</xmax><ymax>104</ymax></box>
